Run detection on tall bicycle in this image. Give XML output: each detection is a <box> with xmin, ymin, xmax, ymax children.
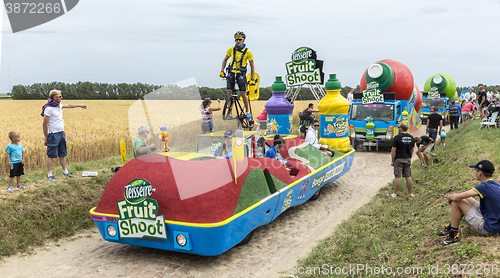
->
<box><xmin>221</xmin><ymin>70</ymin><xmax>259</xmax><ymax>129</ymax></box>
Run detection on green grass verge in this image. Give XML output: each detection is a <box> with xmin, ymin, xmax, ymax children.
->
<box><xmin>0</xmin><ymin>142</ymin><xmax>195</xmax><ymax>258</ymax></box>
<box><xmin>0</xmin><ymin>156</ymin><xmax>122</xmax><ymax>257</ymax></box>
<box><xmin>295</xmin><ymin>121</ymin><xmax>500</xmax><ymax>277</ymax></box>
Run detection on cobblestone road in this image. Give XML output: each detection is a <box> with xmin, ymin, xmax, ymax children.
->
<box><xmin>1</xmin><ymin>151</ymin><xmax>396</xmax><ymax>278</ymax></box>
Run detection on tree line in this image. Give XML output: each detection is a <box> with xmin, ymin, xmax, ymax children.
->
<box><xmin>15</xmin><ymin>81</ymin><xmax>498</xmax><ymax>101</ymax></box>
<box><xmin>10</xmin><ymin>81</ymin><xmax>362</xmax><ymax>101</ymax></box>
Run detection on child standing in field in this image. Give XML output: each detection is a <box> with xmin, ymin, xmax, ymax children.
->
<box><xmin>440</xmin><ymin>130</ymin><xmax>446</xmax><ymax>146</ymax></box>
<box><xmin>5</xmin><ymin>131</ymin><xmax>26</xmax><ymax>191</ymax></box>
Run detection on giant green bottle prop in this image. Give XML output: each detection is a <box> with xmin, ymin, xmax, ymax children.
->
<box><xmin>423</xmin><ymin>73</ymin><xmax>457</xmax><ymax>102</ymax></box>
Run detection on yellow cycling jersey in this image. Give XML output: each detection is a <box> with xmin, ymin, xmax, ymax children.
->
<box><xmin>226</xmin><ymin>46</ymin><xmax>254</xmax><ymax>69</ymax></box>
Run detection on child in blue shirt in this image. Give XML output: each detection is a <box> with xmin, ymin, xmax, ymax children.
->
<box><xmin>440</xmin><ymin>130</ymin><xmax>446</xmax><ymax>146</ymax></box>
<box><xmin>264</xmin><ymin>135</ymin><xmax>284</xmax><ymax>159</ymax></box>
<box><xmin>264</xmin><ymin>135</ymin><xmax>289</xmax><ymax>165</ymax></box>
<box><xmin>5</xmin><ymin>131</ymin><xmax>26</xmax><ymax>191</ymax></box>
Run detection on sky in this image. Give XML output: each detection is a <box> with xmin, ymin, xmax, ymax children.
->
<box><xmin>1</xmin><ymin>0</ymin><xmax>500</xmax><ymax>95</ymax></box>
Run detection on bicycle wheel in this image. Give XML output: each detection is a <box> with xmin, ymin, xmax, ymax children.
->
<box><xmin>233</xmin><ymin>97</ymin><xmax>250</xmax><ymax>129</ymax></box>
<box><xmin>222</xmin><ymin>95</ymin><xmax>235</xmax><ymax>120</ymax></box>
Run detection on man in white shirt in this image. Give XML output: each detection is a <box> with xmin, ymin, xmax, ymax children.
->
<box><xmin>347</xmin><ymin>89</ymin><xmax>354</xmax><ymax>104</ymax></box>
<box><xmin>463</xmin><ymin>88</ymin><xmax>475</xmax><ymax>102</ymax></box>
<box><xmin>42</xmin><ymin>90</ymin><xmax>87</xmax><ymax>181</ymax></box>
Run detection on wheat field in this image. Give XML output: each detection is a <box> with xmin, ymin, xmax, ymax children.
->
<box><xmin>0</xmin><ymin>99</ymin><xmax>318</xmax><ymax>175</ymax></box>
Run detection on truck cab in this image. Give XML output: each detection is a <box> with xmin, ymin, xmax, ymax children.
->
<box><xmin>419</xmin><ymin>92</ymin><xmax>449</xmax><ymax>125</ymax></box>
<box><xmin>348</xmin><ymin>92</ymin><xmax>410</xmax><ymax>150</ymax></box>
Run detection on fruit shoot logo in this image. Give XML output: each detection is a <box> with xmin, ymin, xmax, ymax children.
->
<box><xmin>285</xmin><ymin>47</ymin><xmax>324</xmax><ymax>87</ymax></box>
<box><xmin>3</xmin><ymin>0</ymin><xmax>79</xmax><ymax>33</ymax></box>
<box><xmin>116</xmin><ymin>179</ymin><xmax>167</xmax><ymax>240</ymax></box>
<box><xmin>428</xmin><ymin>87</ymin><xmax>440</xmax><ymax>100</ymax></box>
<box><xmin>362</xmin><ymin>82</ymin><xmax>384</xmax><ymax>104</ymax></box>
<box><xmin>321</xmin><ymin>115</ymin><xmax>348</xmax><ymax>138</ymax></box>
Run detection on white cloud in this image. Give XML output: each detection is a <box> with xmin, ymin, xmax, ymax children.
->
<box><xmin>1</xmin><ymin>0</ymin><xmax>500</xmax><ymax>95</ymax></box>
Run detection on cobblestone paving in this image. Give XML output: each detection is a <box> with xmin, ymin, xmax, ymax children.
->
<box><xmin>1</xmin><ymin>151</ymin><xmax>396</xmax><ymax>278</ymax></box>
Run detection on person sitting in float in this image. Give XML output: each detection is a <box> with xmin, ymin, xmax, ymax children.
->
<box><xmin>305</xmin><ymin>120</ymin><xmax>334</xmax><ymax>157</ymax></box>
<box><xmin>214</xmin><ymin>130</ymin><xmax>234</xmax><ymax>159</ymax></box>
<box><xmin>264</xmin><ymin>135</ymin><xmax>291</xmax><ymax>173</ymax></box>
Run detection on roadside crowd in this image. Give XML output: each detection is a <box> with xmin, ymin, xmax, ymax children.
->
<box><xmin>6</xmin><ymin>90</ymin><xmax>86</xmax><ymax>192</ymax></box>
<box><xmin>390</xmin><ymin>86</ymin><xmax>500</xmax><ymax>247</ymax></box>
<box><xmin>6</xmin><ymin>87</ymin><xmax>499</xmax><ymax>250</ymax></box>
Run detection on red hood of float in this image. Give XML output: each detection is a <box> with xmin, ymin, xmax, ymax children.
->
<box><xmin>95</xmin><ymin>154</ymin><xmax>260</xmax><ymax>223</ymax></box>
<box><xmin>94</xmin><ymin>152</ymin><xmax>310</xmax><ymax>224</ymax></box>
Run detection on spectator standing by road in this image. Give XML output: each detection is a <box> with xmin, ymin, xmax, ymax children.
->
<box><xmin>461</xmin><ymin>99</ymin><xmax>475</xmax><ymax>127</ymax></box>
<box><xmin>463</xmin><ymin>89</ymin><xmax>471</xmax><ymax>102</ymax></box>
<box><xmin>448</xmin><ymin>101</ymin><xmax>460</xmax><ymax>129</ymax></box>
<box><xmin>347</xmin><ymin>89</ymin><xmax>354</xmax><ymax>105</ymax></box>
<box><xmin>42</xmin><ymin>90</ymin><xmax>86</xmax><ymax>181</ymax></box>
<box><xmin>200</xmin><ymin>98</ymin><xmax>221</xmax><ymax>134</ymax></box>
<box><xmin>435</xmin><ymin>160</ymin><xmax>500</xmax><ymax>246</ymax></box>
<box><xmin>465</xmin><ymin>88</ymin><xmax>477</xmax><ymax>102</ymax></box>
<box><xmin>457</xmin><ymin>100</ymin><xmax>463</xmax><ymax>124</ymax></box>
<box><xmin>390</xmin><ymin>122</ymin><xmax>415</xmax><ymax>198</ymax></box>
<box><xmin>5</xmin><ymin>131</ymin><xmax>26</xmax><ymax>191</ymax></box>
<box><xmin>478</xmin><ymin>86</ymin><xmax>488</xmax><ymax>119</ymax></box>
<box><xmin>487</xmin><ymin>90</ymin><xmax>493</xmax><ymax>103</ymax></box>
<box><xmin>426</xmin><ymin>107</ymin><xmax>442</xmax><ymax>151</ymax></box>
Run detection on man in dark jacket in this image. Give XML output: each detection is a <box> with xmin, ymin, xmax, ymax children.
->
<box><xmin>448</xmin><ymin>101</ymin><xmax>460</xmax><ymax>129</ymax></box>
<box><xmin>426</xmin><ymin>107</ymin><xmax>442</xmax><ymax>151</ymax></box>
<box><xmin>478</xmin><ymin>86</ymin><xmax>488</xmax><ymax>120</ymax></box>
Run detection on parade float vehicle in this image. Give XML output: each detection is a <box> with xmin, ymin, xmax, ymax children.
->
<box><xmin>420</xmin><ymin>74</ymin><xmax>458</xmax><ymax>125</ymax></box>
<box><xmin>349</xmin><ymin>92</ymin><xmax>417</xmax><ymax>149</ymax></box>
<box><xmin>419</xmin><ymin>92</ymin><xmax>449</xmax><ymax>125</ymax></box>
<box><xmin>89</xmin><ymin>131</ymin><xmax>354</xmax><ymax>256</ymax></box>
<box><xmin>349</xmin><ymin>59</ymin><xmax>422</xmax><ymax>150</ymax></box>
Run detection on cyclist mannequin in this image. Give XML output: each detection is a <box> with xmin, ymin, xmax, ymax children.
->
<box><xmin>220</xmin><ymin>31</ymin><xmax>255</xmax><ymax>121</ymax></box>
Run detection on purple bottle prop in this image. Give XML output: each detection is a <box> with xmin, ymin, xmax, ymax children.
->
<box><xmin>265</xmin><ymin>76</ymin><xmax>294</xmax><ymax>135</ymax></box>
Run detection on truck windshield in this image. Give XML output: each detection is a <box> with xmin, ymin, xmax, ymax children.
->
<box><xmin>350</xmin><ymin>103</ymin><xmax>394</xmax><ymax>121</ymax></box>
<box><xmin>422</xmin><ymin>99</ymin><xmax>446</xmax><ymax>109</ymax></box>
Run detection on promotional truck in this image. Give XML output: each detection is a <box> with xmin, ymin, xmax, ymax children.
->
<box><xmin>420</xmin><ymin>74</ymin><xmax>458</xmax><ymax>125</ymax></box>
<box><xmin>419</xmin><ymin>92</ymin><xmax>449</xmax><ymax>125</ymax></box>
<box><xmin>349</xmin><ymin>92</ymin><xmax>418</xmax><ymax>150</ymax></box>
<box><xmin>349</xmin><ymin>59</ymin><xmax>422</xmax><ymax>150</ymax></box>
